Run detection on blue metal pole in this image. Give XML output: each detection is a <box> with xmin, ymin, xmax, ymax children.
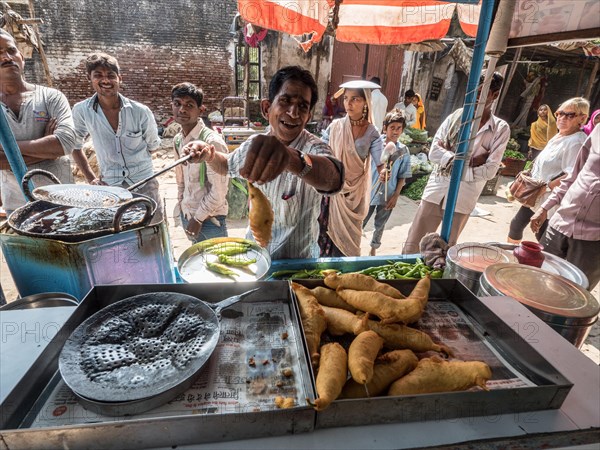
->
<box><xmin>440</xmin><ymin>0</ymin><xmax>496</xmax><ymax>243</ymax></box>
<box><xmin>0</xmin><ymin>107</ymin><xmax>30</xmax><ymax>199</ymax></box>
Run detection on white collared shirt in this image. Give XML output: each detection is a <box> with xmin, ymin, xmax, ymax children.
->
<box><xmin>72</xmin><ymin>93</ymin><xmax>161</xmax><ymax>186</ymax></box>
<box><xmin>421</xmin><ymin>111</ymin><xmax>510</xmax><ymax>214</ymax></box>
<box><xmin>227</xmin><ymin>128</ymin><xmax>342</xmax><ymax>259</ymax></box>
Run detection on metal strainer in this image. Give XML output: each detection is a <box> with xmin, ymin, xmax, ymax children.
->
<box><xmin>59</xmin><ymin>289</ymin><xmax>258</xmax><ymax>404</ymax></box>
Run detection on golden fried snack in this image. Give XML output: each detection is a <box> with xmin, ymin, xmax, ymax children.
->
<box><xmin>324</xmin><ymin>273</ymin><xmax>405</xmax><ymax>299</ymax></box>
<box><xmin>310</xmin><ymin>286</ymin><xmax>358</xmax><ymax>313</ymax></box>
<box><xmin>367</xmin><ymin>320</ymin><xmax>453</xmax><ymax>356</ymax></box>
<box><xmin>291</xmin><ymin>282</ymin><xmax>327</xmax><ymax>368</ymax></box>
<box><xmin>388</xmin><ymin>356</ymin><xmax>492</xmax><ymax>396</ymax></box>
<box><xmin>309</xmin><ymin>342</ymin><xmax>348</xmax><ymax>411</ymax></box>
<box><xmin>348</xmin><ymin>330</ymin><xmax>384</xmax><ymax>384</ymax></box>
<box><xmin>336</xmin><ymin>288</ymin><xmax>425</xmax><ymax>324</ymax></box>
<box><xmin>341</xmin><ymin>349</ymin><xmax>418</xmax><ymax>398</ymax></box>
<box><xmin>321</xmin><ymin>305</ymin><xmax>368</xmax><ymax>336</ymax></box>
<box><xmin>274</xmin><ymin>396</ymin><xmax>295</xmax><ymax>409</ymax></box>
<box><xmin>248</xmin><ymin>182</ymin><xmax>274</xmax><ymax>248</ymax></box>
<box><xmin>408</xmin><ymin>275</ymin><xmax>431</xmax><ymax>309</ymax></box>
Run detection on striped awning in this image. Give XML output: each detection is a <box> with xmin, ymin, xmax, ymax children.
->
<box><xmin>237</xmin><ymin>0</ymin><xmax>481</xmax><ymax>51</ymax></box>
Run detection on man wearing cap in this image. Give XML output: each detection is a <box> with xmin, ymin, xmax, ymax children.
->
<box><xmin>402</xmin><ymin>73</ymin><xmax>510</xmax><ymax>254</ymax></box>
<box><xmin>182</xmin><ymin>66</ymin><xmax>343</xmax><ymax>260</ymax></box>
<box><xmin>393</xmin><ymin>89</ymin><xmax>417</xmax><ymax>127</ymax></box>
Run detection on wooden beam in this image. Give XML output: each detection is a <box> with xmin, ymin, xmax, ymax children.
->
<box><xmin>584</xmin><ymin>60</ymin><xmax>599</xmax><ymax>100</ymax></box>
<box><xmin>27</xmin><ymin>0</ymin><xmax>52</xmax><ymax>87</ymax></box>
<box><xmin>507</xmin><ymin>28</ymin><xmax>600</xmax><ymax>49</ymax></box>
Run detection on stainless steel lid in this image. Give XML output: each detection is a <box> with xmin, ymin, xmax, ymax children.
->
<box><xmin>0</xmin><ymin>292</ymin><xmax>78</xmax><ymax>311</ymax></box>
<box><xmin>447</xmin><ymin>242</ymin><xmax>511</xmax><ymax>272</ymax></box>
<box><xmin>482</xmin><ymin>263</ymin><xmax>599</xmax><ymax>326</ymax></box>
<box><xmin>487</xmin><ymin>242</ymin><xmax>589</xmax><ymax>290</ymax></box>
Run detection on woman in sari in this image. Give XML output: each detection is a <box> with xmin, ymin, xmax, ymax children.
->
<box><xmin>412</xmin><ymin>93</ymin><xmax>427</xmax><ymax>130</ymax></box>
<box><xmin>527</xmin><ymin>104</ymin><xmax>557</xmax><ymax>161</ymax></box>
<box><xmin>318</xmin><ymin>80</ymin><xmax>383</xmax><ymax>257</ymax></box>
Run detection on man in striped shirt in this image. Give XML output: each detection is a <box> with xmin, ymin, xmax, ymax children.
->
<box><xmin>183</xmin><ymin>66</ymin><xmax>343</xmax><ymax>259</ymax></box>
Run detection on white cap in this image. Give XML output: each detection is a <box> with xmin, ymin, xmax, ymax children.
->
<box><xmin>339</xmin><ymin>80</ymin><xmax>381</xmax><ymax>89</ymax></box>
<box><xmin>333</xmin><ymin>80</ymin><xmax>380</xmax><ymax>99</ymax></box>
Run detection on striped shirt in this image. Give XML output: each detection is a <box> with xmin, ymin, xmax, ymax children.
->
<box><xmin>228</xmin><ymin>129</ymin><xmax>342</xmax><ymax>260</ymax></box>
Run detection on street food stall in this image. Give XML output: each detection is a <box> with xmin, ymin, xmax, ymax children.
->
<box><xmin>0</xmin><ymin>0</ymin><xmax>599</xmax><ymax>448</ymax></box>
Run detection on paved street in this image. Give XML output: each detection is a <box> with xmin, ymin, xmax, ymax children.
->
<box><xmin>1</xmin><ymin>140</ymin><xmax>598</xmax><ymax>364</ymax></box>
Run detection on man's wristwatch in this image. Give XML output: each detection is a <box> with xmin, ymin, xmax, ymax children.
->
<box><xmin>296</xmin><ymin>150</ymin><xmax>313</xmax><ymax>178</ymax></box>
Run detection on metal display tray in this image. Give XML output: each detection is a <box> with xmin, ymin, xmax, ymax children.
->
<box><xmin>293</xmin><ymin>279</ymin><xmax>573</xmax><ymax>429</ymax></box>
<box><xmin>0</xmin><ymin>282</ymin><xmax>315</xmax><ymax>450</ymax></box>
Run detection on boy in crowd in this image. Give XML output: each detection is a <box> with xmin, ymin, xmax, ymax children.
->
<box><xmin>171</xmin><ymin>82</ymin><xmax>229</xmax><ymax>242</ymax></box>
<box><xmin>71</xmin><ymin>52</ymin><xmax>163</xmax><ymax>223</ymax></box>
<box><xmin>363</xmin><ymin>111</ymin><xmax>411</xmax><ymax>256</ymax></box>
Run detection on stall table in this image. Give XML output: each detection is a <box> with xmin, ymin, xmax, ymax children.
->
<box><xmin>1</xmin><ymin>263</ymin><xmax>598</xmax><ymax>449</ymax></box>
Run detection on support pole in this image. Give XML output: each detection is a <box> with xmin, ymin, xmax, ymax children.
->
<box><xmin>27</xmin><ymin>0</ymin><xmax>52</xmax><ymax>87</ymax></box>
<box><xmin>0</xmin><ymin>108</ymin><xmax>30</xmax><ymax>199</ymax></box>
<box><xmin>439</xmin><ymin>0</ymin><xmax>496</xmax><ymax>243</ymax></box>
<box><xmin>496</xmin><ymin>47</ymin><xmax>522</xmax><ymax>112</ymax></box>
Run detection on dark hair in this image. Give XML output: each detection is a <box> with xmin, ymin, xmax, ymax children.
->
<box><xmin>171</xmin><ymin>82</ymin><xmax>204</xmax><ymax>106</ymax></box>
<box><xmin>383</xmin><ymin>110</ymin><xmax>406</xmax><ymax>128</ymax></box>
<box><xmin>370</xmin><ymin>76</ymin><xmax>381</xmax><ymax>85</ymax></box>
<box><xmin>85</xmin><ymin>52</ymin><xmax>120</xmax><ymax>75</ymax></box>
<box><xmin>404</xmin><ymin>89</ymin><xmax>415</xmax><ymax>98</ymax></box>
<box><xmin>268</xmin><ymin>66</ymin><xmax>318</xmax><ymax>109</ymax></box>
<box><xmin>479</xmin><ymin>72</ymin><xmax>504</xmax><ymax>93</ymax></box>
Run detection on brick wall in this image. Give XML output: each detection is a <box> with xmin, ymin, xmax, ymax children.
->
<box><xmin>15</xmin><ymin>0</ymin><xmax>238</xmax><ymax>123</ymax></box>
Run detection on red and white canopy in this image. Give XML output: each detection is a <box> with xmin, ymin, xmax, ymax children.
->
<box><xmin>237</xmin><ymin>0</ymin><xmax>481</xmax><ymax>51</ymax></box>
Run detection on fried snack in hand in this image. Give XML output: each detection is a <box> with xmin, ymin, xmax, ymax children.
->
<box><xmin>388</xmin><ymin>356</ymin><xmax>492</xmax><ymax>396</ymax></box>
<box><xmin>341</xmin><ymin>349</ymin><xmax>418</xmax><ymax>398</ymax></box>
<box><xmin>291</xmin><ymin>282</ymin><xmax>327</xmax><ymax>368</ymax></box>
<box><xmin>336</xmin><ymin>288</ymin><xmax>425</xmax><ymax>324</ymax></box>
<box><xmin>310</xmin><ymin>286</ymin><xmax>357</xmax><ymax>313</ymax></box>
<box><xmin>348</xmin><ymin>330</ymin><xmax>384</xmax><ymax>384</ymax></box>
<box><xmin>248</xmin><ymin>182</ymin><xmax>274</xmax><ymax>248</ymax></box>
<box><xmin>321</xmin><ymin>305</ymin><xmax>368</xmax><ymax>336</ymax></box>
<box><xmin>324</xmin><ymin>273</ymin><xmax>405</xmax><ymax>299</ymax></box>
<box><xmin>367</xmin><ymin>320</ymin><xmax>453</xmax><ymax>356</ymax></box>
<box><xmin>309</xmin><ymin>342</ymin><xmax>348</xmax><ymax>411</ymax></box>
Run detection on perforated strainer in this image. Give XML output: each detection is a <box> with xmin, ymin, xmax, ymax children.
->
<box><xmin>59</xmin><ymin>289</ymin><xmax>258</xmax><ymax>405</ymax></box>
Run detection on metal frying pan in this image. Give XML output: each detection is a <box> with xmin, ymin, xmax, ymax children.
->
<box><xmin>22</xmin><ymin>153</ymin><xmax>192</xmax><ymax>208</ymax></box>
<box><xmin>58</xmin><ymin>288</ymin><xmax>259</xmax><ymax>407</ymax></box>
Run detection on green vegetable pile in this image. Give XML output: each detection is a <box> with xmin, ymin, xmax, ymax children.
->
<box><xmin>503</xmin><ymin>149</ymin><xmax>526</xmax><ymax>161</ymax></box>
<box><xmin>269</xmin><ymin>269</ymin><xmax>339</xmax><ymax>280</ymax></box>
<box><xmin>357</xmin><ymin>259</ymin><xmax>443</xmax><ymax>280</ymax></box>
<box><xmin>269</xmin><ymin>259</ymin><xmax>442</xmax><ymax>281</ymax></box>
<box><xmin>402</xmin><ymin>174</ymin><xmax>430</xmax><ymax>201</ymax></box>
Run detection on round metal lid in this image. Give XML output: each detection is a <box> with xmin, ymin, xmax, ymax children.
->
<box><xmin>447</xmin><ymin>242</ymin><xmax>511</xmax><ymax>272</ymax></box>
<box><xmin>32</xmin><ymin>184</ymin><xmax>133</xmax><ymax>208</ymax></box>
<box><xmin>482</xmin><ymin>263</ymin><xmax>599</xmax><ymax>324</ymax></box>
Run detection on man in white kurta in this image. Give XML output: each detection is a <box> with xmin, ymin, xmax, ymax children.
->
<box><xmin>402</xmin><ymin>73</ymin><xmax>510</xmax><ymax>253</ymax></box>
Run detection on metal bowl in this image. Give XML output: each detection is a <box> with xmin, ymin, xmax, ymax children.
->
<box><xmin>0</xmin><ymin>292</ymin><xmax>78</xmax><ymax>311</ymax></box>
<box><xmin>177</xmin><ymin>237</ymin><xmax>271</xmax><ymax>283</ymax></box>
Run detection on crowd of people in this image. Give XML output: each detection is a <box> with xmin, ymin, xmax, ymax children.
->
<box><xmin>0</xmin><ymin>25</ymin><xmax>598</xmax><ymax>290</ymax></box>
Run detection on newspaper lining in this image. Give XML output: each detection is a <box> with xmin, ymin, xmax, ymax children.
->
<box><xmin>31</xmin><ymin>300</ymin><xmax>307</xmax><ymax>427</ymax></box>
<box><xmin>31</xmin><ymin>300</ymin><xmax>531</xmax><ymax>428</ymax></box>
